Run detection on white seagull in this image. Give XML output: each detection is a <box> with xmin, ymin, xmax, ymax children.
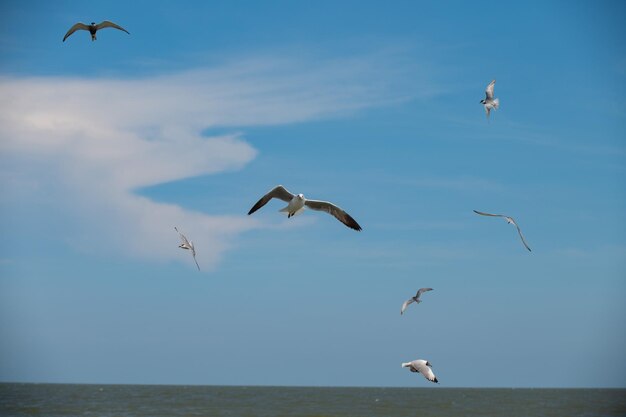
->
<box><xmin>402</xmin><ymin>359</ymin><xmax>439</xmax><ymax>383</ymax></box>
<box><xmin>401</xmin><ymin>288</ymin><xmax>433</xmax><ymax>315</ymax></box>
<box><xmin>175</xmin><ymin>227</ymin><xmax>200</xmax><ymax>270</ymax></box>
<box><xmin>480</xmin><ymin>79</ymin><xmax>500</xmax><ymax>119</ymax></box>
<box><xmin>247</xmin><ymin>185</ymin><xmax>362</xmax><ymax>231</ymax></box>
<box><xmin>63</xmin><ymin>21</ymin><xmax>130</xmax><ymax>42</ymax></box>
<box><xmin>473</xmin><ymin>210</ymin><xmax>532</xmax><ymax>252</ymax></box>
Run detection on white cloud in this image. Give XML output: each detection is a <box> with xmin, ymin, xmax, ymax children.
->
<box><xmin>0</xmin><ymin>53</ymin><xmax>420</xmax><ymax>269</ymax></box>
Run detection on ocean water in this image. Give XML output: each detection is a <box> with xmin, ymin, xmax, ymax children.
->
<box><xmin>1</xmin><ymin>384</ymin><xmax>625</xmax><ymax>417</ymax></box>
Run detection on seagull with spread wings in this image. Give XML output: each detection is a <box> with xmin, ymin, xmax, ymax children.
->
<box><xmin>175</xmin><ymin>227</ymin><xmax>200</xmax><ymax>271</ymax></box>
<box><xmin>473</xmin><ymin>210</ymin><xmax>532</xmax><ymax>252</ymax></box>
<box><xmin>63</xmin><ymin>21</ymin><xmax>130</xmax><ymax>42</ymax></box>
<box><xmin>401</xmin><ymin>288</ymin><xmax>433</xmax><ymax>315</ymax></box>
<box><xmin>480</xmin><ymin>79</ymin><xmax>500</xmax><ymax>119</ymax></box>
<box><xmin>247</xmin><ymin>185</ymin><xmax>362</xmax><ymax>231</ymax></box>
<box><xmin>402</xmin><ymin>359</ymin><xmax>439</xmax><ymax>383</ymax></box>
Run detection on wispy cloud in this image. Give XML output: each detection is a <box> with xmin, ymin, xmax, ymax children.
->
<box><xmin>553</xmin><ymin>245</ymin><xmax>626</xmax><ymax>262</ymax></box>
<box><xmin>375</xmin><ymin>173</ymin><xmax>504</xmax><ymax>193</ymax></box>
<box><xmin>369</xmin><ymin>220</ymin><xmax>468</xmax><ymax>232</ymax></box>
<box><xmin>442</xmin><ymin>115</ymin><xmax>626</xmax><ymax>158</ymax></box>
<box><xmin>404</xmin><ymin>176</ymin><xmax>504</xmax><ymax>192</ymax></box>
<box><xmin>0</xmin><ymin>52</ymin><xmax>423</xmax><ymax>268</ymax></box>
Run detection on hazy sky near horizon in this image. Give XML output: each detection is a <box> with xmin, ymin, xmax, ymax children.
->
<box><xmin>1</xmin><ymin>0</ymin><xmax>625</xmax><ymax>388</ymax></box>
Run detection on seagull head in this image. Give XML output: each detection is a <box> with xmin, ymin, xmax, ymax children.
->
<box><xmin>426</xmin><ymin>361</ymin><xmax>433</xmax><ymax>367</ymax></box>
<box><xmin>91</xmin><ymin>22</ymin><xmax>96</xmax><ymax>25</ymax></box>
<box><xmin>297</xmin><ymin>193</ymin><xmax>305</xmax><ymax>200</ymax></box>
<box><xmin>480</xmin><ymin>99</ymin><xmax>486</xmax><ymax>104</ymax></box>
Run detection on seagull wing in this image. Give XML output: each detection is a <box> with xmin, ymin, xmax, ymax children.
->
<box><xmin>248</xmin><ymin>185</ymin><xmax>294</xmax><ymax>215</ymax></box>
<box><xmin>305</xmin><ymin>199</ymin><xmax>362</xmax><ymax>231</ymax></box>
<box><xmin>416</xmin><ymin>287</ymin><xmax>434</xmax><ymax>300</ymax></box>
<box><xmin>512</xmin><ymin>221</ymin><xmax>532</xmax><ymax>252</ymax></box>
<box><xmin>191</xmin><ymin>244</ymin><xmax>201</xmax><ymax>270</ymax></box>
<box><xmin>485</xmin><ymin>79</ymin><xmax>496</xmax><ymax>100</ymax></box>
<box><xmin>473</xmin><ymin>210</ymin><xmax>506</xmax><ymax>218</ymax></box>
<box><xmin>63</xmin><ymin>22</ymin><xmax>90</xmax><ymax>41</ymax></box>
<box><xmin>174</xmin><ymin>227</ymin><xmax>191</xmax><ymax>246</ymax></box>
<box><xmin>193</xmin><ymin>256</ymin><xmax>200</xmax><ymax>271</ymax></box>
<box><xmin>96</xmin><ymin>20</ymin><xmax>130</xmax><ymax>34</ymax></box>
<box><xmin>401</xmin><ymin>298</ymin><xmax>415</xmax><ymax>315</ymax></box>
<box><xmin>418</xmin><ymin>363</ymin><xmax>438</xmax><ymax>383</ymax></box>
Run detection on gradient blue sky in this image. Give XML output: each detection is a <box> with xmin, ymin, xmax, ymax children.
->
<box><xmin>1</xmin><ymin>0</ymin><xmax>625</xmax><ymax>388</ymax></box>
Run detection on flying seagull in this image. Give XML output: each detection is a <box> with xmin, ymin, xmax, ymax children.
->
<box><xmin>473</xmin><ymin>210</ymin><xmax>532</xmax><ymax>252</ymax></box>
<box><xmin>63</xmin><ymin>21</ymin><xmax>130</xmax><ymax>42</ymax></box>
<box><xmin>247</xmin><ymin>185</ymin><xmax>362</xmax><ymax>231</ymax></box>
<box><xmin>480</xmin><ymin>79</ymin><xmax>500</xmax><ymax>119</ymax></box>
<box><xmin>402</xmin><ymin>359</ymin><xmax>439</xmax><ymax>383</ymax></box>
<box><xmin>175</xmin><ymin>227</ymin><xmax>200</xmax><ymax>270</ymax></box>
<box><xmin>401</xmin><ymin>288</ymin><xmax>433</xmax><ymax>315</ymax></box>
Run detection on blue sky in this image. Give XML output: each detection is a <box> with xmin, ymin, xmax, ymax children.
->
<box><xmin>0</xmin><ymin>0</ymin><xmax>624</xmax><ymax>388</ymax></box>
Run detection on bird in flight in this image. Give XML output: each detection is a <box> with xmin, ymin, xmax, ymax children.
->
<box><xmin>480</xmin><ymin>79</ymin><xmax>500</xmax><ymax>119</ymax></box>
<box><xmin>63</xmin><ymin>21</ymin><xmax>130</xmax><ymax>42</ymax></box>
<box><xmin>401</xmin><ymin>288</ymin><xmax>434</xmax><ymax>315</ymax></box>
<box><xmin>473</xmin><ymin>210</ymin><xmax>532</xmax><ymax>252</ymax></box>
<box><xmin>402</xmin><ymin>359</ymin><xmax>439</xmax><ymax>383</ymax></box>
<box><xmin>247</xmin><ymin>185</ymin><xmax>362</xmax><ymax>231</ymax></box>
<box><xmin>175</xmin><ymin>227</ymin><xmax>200</xmax><ymax>270</ymax></box>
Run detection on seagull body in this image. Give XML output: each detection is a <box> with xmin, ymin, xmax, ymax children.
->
<box><xmin>175</xmin><ymin>227</ymin><xmax>200</xmax><ymax>270</ymax></box>
<box><xmin>473</xmin><ymin>210</ymin><xmax>532</xmax><ymax>252</ymax></box>
<box><xmin>63</xmin><ymin>21</ymin><xmax>130</xmax><ymax>42</ymax></box>
<box><xmin>280</xmin><ymin>194</ymin><xmax>307</xmax><ymax>218</ymax></box>
<box><xmin>247</xmin><ymin>185</ymin><xmax>362</xmax><ymax>231</ymax></box>
<box><xmin>402</xmin><ymin>359</ymin><xmax>438</xmax><ymax>383</ymax></box>
<box><xmin>401</xmin><ymin>287</ymin><xmax>433</xmax><ymax>315</ymax></box>
<box><xmin>480</xmin><ymin>79</ymin><xmax>500</xmax><ymax>119</ymax></box>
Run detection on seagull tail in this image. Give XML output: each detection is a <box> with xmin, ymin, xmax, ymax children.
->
<box><xmin>401</xmin><ymin>362</ymin><xmax>410</xmax><ymax>368</ymax></box>
<box><xmin>280</xmin><ymin>206</ymin><xmax>305</xmax><ymax>217</ymax></box>
<box><xmin>493</xmin><ymin>98</ymin><xmax>499</xmax><ymax>109</ymax></box>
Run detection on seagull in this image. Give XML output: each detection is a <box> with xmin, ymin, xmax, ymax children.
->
<box><xmin>473</xmin><ymin>210</ymin><xmax>532</xmax><ymax>252</ymax></box>
<box><xmin>480</xmin><ymin>79</ymin><xmax>500</xmax><ymax>119</ymax></box>
<box><xmin>401</xmin><ymin>288</ymin><xmax>433</xmax><ymax>315</ymax></box>
<box><xmin>247</xmin><ymin>185</ymin><xmax>362</xmax><ymax>231</ymax></box>
<box><xmin>174</xmin><ymin>227</ymin><xmax>200</xmax><ymax>270</ymax></box>
<box><xmin>63</xmin><ymin>21</ymin><xmax>130</xmax><ymax>42</ymax></box>
<box><xmin>402</xmin><ymin>359</ymin><xmax>439</xmax><ymax>383</ymax></box>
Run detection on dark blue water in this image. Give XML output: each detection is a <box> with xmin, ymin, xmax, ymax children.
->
<box><xmin>1</xmin><ymin>384</ymin><xmax>625</xmax><ymax>417</ymax></box>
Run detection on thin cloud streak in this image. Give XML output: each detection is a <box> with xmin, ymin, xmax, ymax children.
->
<box><xmin>375</xmin><ymin>173</ymin><xmax>504</xmax><ymax>193</ymax></box>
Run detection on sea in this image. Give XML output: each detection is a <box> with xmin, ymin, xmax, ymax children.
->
<box><xmin>1</xmin><ymin>384</ymin><xmax>625</xmax><ymax>417</ymax></box>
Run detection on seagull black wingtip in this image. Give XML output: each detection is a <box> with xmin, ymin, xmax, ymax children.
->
<box><xmin>247</xmin><ymin>204</ymin><xmax>260</xmax><ymax>216</ymax></box>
